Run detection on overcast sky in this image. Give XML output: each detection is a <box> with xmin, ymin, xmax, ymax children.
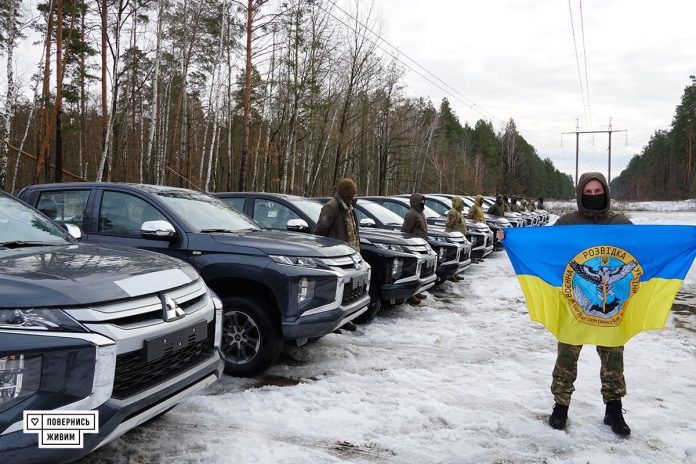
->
<box><xmin>3</xmin><ymin>0</ymin><xmax>695</xmax><ymax>184</ymax></box>
<box><xmin>371</xmin><ymin>0</ymin><xmax>696</xmax><ymax>182</ymax></box>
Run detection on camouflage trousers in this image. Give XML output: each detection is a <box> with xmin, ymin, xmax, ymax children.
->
<box><xmin>551</xmin><ymin>342</ymin><xmax>626</xmax><ymax>406</ymax></box>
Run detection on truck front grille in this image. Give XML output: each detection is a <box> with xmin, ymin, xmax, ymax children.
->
<box><xmin>422</xmin><ymin>261</ymin><xmax>436</xmax><ymax>277</ymax></box>
<box><xmin>112</xmin><ymin>322</ymin><xmax>214</xmax><ymax>399</ymax></box>
<box><xmin>342</xmin><ymin>284</ymin><xmax>368</xmax><ymax>306</ymax></box>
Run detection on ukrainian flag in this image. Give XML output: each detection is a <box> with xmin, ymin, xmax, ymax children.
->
<box><xmin>504</xmin><ymin>225</ymin><xmax>696</xmax><ymax>346</ymax></box>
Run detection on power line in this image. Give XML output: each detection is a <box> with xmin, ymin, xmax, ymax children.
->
<box><xmin>673</xmin><ymin>100</ymin><xmax>696</xmax><ymax>125</ymax></box>
<box><xmin>319</xmin><ymin>0</ymin><xmax>501</xmax><ymax>123</ymax></box>
<box><xmin>568</xmin><ymin>0</ymin><xmax>588</xmax><ymax>126</ymax></box>
<box><xmin>579</xmin><ymin>0</ymin><xmax>591</xmax><ymax>126</ymax></box>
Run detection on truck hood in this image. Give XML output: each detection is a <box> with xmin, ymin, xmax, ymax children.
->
<box><xmin>0</xmin><ymin>244</ymin><xmax>199</xmax><ymax>308</ymax></box>
<box><xmin>210</xmin><ymin>230</ymin><xmax>356</xmax><ymax>258</ymax></box>
<box><xmin>360</xmin><ymin>229</ymin><xmax>427</xmax><ymax>246</ymax></box>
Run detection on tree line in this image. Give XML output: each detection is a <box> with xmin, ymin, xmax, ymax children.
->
<box><xmin>0</xmin><ymin>0</ymin><xmax>574</xmax><ymax>199</ymax></box>
<box><xmin>612</xmin><ymin>75</ymin><xmax>696</xmax><ymax>200</ymax></box>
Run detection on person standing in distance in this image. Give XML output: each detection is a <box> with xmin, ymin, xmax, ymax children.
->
<box><xmin>315</xmin><ymin>178</ymin><xmax>361</xmax><ymax>253</ymax></box>
<box><xmin>402</xmin><ymin>193</ymin><xmax>429</xmax><ymax>305</ymax></box>
<box><xmin>315</xmin><ymin>178</ymin><xmax>362</xmax><ymax>331</ymax></box>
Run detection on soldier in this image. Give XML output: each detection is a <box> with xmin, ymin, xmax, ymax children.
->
<box><xmin>316</xmin><ymin>178</ymin><xmax>362</xmax><ymax>331</ymax></box>
<box><xmin>402</xmin><ymin>193</ymin><xmax>429</xmax><ymax>304</ymax></box>
<box><xmin>510</xmin><ymin>195</ymin><xmax>521</xmax><ymax>213</ymax></box>
<box><xmin>445</xmin><ymin>196</ymin><xmax>468</xmax><ymax>282</ymax></box>
<box><xmin>316</xmin><ymin>178</ymin><xmax>360</xmax><ymax>253</ymax></box>
<box><xmin>497</xmin><ymin>173</ymin><xmax>633</xmax><ymax>436</ymax></box>
<box><xmin>548</xmin><ymin>172</ymin><xmax>632</xmax><ymax>435</ymax></box>
<box><xmin>537</xmin><ymin>197</ymin><xmax>545</xmax><ymax>210</ymax></box>
<box><xmin>466</xmin><ymin>195</ymin><xmax>485</xmax><ymax>223</ymax></box>
<box><xmin>502</xmin><ymin>194</ymin><xmax>511</xmax><ymax>212</ymax></box>
<box><xmin>488</xmin><ymin>194</ymin><xmax>505</xmax><ymax>217</ymax></box>
<box><xmin>527</xmin><ymin>199</ymin><xmax>536</xmax><ymax>212</ymax></box>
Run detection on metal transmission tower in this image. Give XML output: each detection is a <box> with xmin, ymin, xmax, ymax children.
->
<box><xmin>562</xmin><ymin>118</ymin><xmax>627</xmax><ymax>187</ymax></box>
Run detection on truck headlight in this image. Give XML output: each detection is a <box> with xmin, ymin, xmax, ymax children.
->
<box><xmin>0</xmin><ymin>354</ymin><xmax>42</xmax><ymax>414</ymax></box>
<box><xmin>210</xmin><ymin>290</ymin><xmax>223</xmax><ymax>350</ymax></box>
<box><xmin>270</xmin><ymin>255</ymin><xmax>326</xmax><ymax>269</ymax></box>
<box><xmin>438</xmin><ymin>247</ymin><xmax>446</xmax><ymax>260</ymax></box>
<box><xmin>374</xmin><ymin>243</ymin><xmax>405</xmax><ymax>252</ymax></box>
<box><xmin>0</xmin><ymin>309</ymin><xmax>86</xmax><ymax>332</ymax></box>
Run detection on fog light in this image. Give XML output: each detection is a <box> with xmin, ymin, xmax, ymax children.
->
<box><xmin>0</xmin><ymin>354</ymin><xmax>42</xmax><ymax>413</ymax></box>
<box><xmin>298</xmin><ymin>278</ymin><xmax>315</xmax><ymax>305</ymax></box>
<box><xmin>391</xmin><ymin>258</ymin><xmax>403</xmax><ymax>278</ymax></box>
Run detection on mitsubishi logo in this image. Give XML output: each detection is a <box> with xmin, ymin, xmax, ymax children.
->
<box><xmin>161</xmin><ymin>295</ymin><xmax>186</xmax><ymax>322</ymax></box>
<box><xmin>350</xmin><ymin>254</ymin><xmax>361</xmax><ymax>269</ymax></box>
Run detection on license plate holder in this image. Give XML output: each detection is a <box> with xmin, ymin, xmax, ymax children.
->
<box><xmin>144</xmin><ymin>320</ymin><xmax>208</xmax><ymax>362</ymax></box>
<box><xmin>351</xmin><ymin>275</ymin><xmax>367</xmax><ymax>290</ymax></box>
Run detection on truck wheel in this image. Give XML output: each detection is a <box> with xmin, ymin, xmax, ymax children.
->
<box><xmin>354</xmin><ymin>277</ymin><xmax>382</xmax><ymax>324</ymax></box>
<box><xmin>220</xmin><ymin>296</ymin><xmax>283</xmax><ymax>377</ymax></box>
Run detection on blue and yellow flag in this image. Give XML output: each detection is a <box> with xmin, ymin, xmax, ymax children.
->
<box><xmin>504</xmin><ymin>225</ymin><xmax>696</xmax><ymax>346</ymax></box>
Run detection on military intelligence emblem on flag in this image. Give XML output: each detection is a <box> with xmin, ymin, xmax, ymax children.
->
<box><xmin>562</xmin><ymin>246</ymin><xmax>643</xmax><ymax>327</ymax></box>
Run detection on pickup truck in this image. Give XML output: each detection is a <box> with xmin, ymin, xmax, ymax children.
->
<box><xmin>18</xmin><ymin>183</ymin><xmax>371</xmax><ymax>377</ymax></box>
<box><xmin>360</xmin><ymin>195</ymin><xmax>488</xmax><ymax>262</ymax></box>
<box><xmin>213</xmin><ymin>193</ymin><xmax>438</xmax><ymax>321</ymax></box>
<box><xmin>0</xmin><ymin>191</ymin><xmax>223</xmax><ymax>464</ymax></box>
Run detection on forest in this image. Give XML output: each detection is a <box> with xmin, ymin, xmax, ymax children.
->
<box><xmin>0</xmin><ymin>0</ymin><xmax>574</xmax><ymax>199</ymax></box>
<box><xmin>611</xmin><ymin>75</ymin><xmax>696</xmax><ymax>200</ymax></box>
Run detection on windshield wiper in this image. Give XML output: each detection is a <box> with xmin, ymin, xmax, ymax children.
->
<box><xmin>0</xmin><ymin>241</ymin><xmax>65</xmax><ymax>249</ymax></box>
<box><xmin>200</xmin><ymin>228</ymin><xmax>238</xmax><ymax>234</ymax></box>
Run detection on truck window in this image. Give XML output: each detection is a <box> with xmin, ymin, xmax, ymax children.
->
<box><xmin>98</xmin><ymin>191</ymin><xmax>166</xmax><ymax>236</ymax></box>
<box><xmin>220</xmin><ymin>197</ymin><xmax>245</xmax><ymax>213</ymax></box>
<box><xmin>383</xmin><ymin>201</ymin><xmax>408</xmax><ymax>217</ymax></box>
<box><xmin>252</xmin><ymin>199</ymin><xmax>301</xmax><ymax>230</ymax></box>
<box><xmin>37</xmin><ymin>190</ymin><xmax>90</xmax><ymax>229</ymax></box>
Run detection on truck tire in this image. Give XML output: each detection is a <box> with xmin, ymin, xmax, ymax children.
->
<box><xmin>354</xmin><ymin>276</ymin><xmax>382</xmax><ymax>324</ymax></box>
<box><xmin>220</xmin><ymin>296</ymin><xmax>283</xmax><ymax>377</ymax></box>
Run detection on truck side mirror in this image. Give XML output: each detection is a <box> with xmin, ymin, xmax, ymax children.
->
<box><xmin>286</xmin><ymin>219</ymin><xmax>310</xmax><ymax>232</ymax></box>
<box><xmin>359</xmin><ymin>218</ymin><xmax>376</xmax><ymax>228</ymax></box>
<box><xmin>141</xmin><ymin>220</ymin><xmax>178</xmax><ymax>241</ymax></box>
<box><xmin>63</xmin><ymin>223</ymin><xmax>83</xmax><ymax>240</ymax></box>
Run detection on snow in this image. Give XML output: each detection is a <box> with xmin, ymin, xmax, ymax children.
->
<box><xmin>80</xmin><ymin>210</ymin><xmax>696</xmax><ymax>464</ymax></box>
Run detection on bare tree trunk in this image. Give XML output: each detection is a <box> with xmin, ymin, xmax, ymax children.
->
<box><xmin>205</xmin><ymin>121</ymin><xmax>219</xmax><ymax>192</ymax></box>
<box><xmin>54</xmin><ymin>0</ymin><xmax>64</xmax><ymax>182</ymax></box>
<box><xmin>99</xmin><ymin>0</ymin><xmax>108</xmax><ymax>179</ymax></box>
<box><xmin>33</xmin><ymin>0</ymin><xmax>55</xmax><ymax>183</ymax></box>
<box><xmin>144</xmin><ymin>0</ymin><xmax>164</xmax><ymax>183</ymax></box>
<box><xmin>238</xmin><ymin>0</ymin><xmax>254</xmax><ymax>191</ymax></box>
<box><xmin>0</xmin><ymin>0</ymin><xmax>18</xmax><ymax>190</ymax></box>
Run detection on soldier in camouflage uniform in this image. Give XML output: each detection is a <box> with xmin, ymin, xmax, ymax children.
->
<box><xmin>502</xmin><ymin>194</ymin><xmax>511</xmax><ymax>212</ymax></box>
<box><xmin>466</xmin><ymin>195</ymin><xmax>485</xmax><ymax>223</ymax></box>
<box><xmin>445</xmin><ymin>196</ymin><xmax>467</xmax><ymax>282</ymax></box>
<box><xmin>549</xmin><ymin>172</ymin><xmax>632</xmax><ymax>436</ymax></box>
<box><xmin>487</xmin><ymin>194</ymin><xmax>505</xmax><ymax>217</ymax></box>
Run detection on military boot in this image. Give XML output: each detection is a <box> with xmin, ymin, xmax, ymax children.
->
<box><xmin>549</xmin><ymin>403</ymin><xmax>568</xmax><ymax>430</ymax></box>
<box><xmin>604</xmin><ymin>400</ymin><xmax>631</xmax><ymax>436</ymax></box>
<box><xmin>407</xmin><ymin>296</ymin><xmax>421</xmax><ymax>306</ymax></box>
<box><xmin>415</xmin><ymin>293</ymin><xmax>427</xmax><ymax>300</ymax></box>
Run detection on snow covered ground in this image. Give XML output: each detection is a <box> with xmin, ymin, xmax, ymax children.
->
<box><xmin>81</xmin><ymin>211</ymin><xmax>696</xmax><ymax>464</ymax></box>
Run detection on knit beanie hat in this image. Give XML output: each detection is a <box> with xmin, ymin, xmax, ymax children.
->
<box><xmin>337</xmin><ymin>178</ymin><xmax>357</xmax><ymax>203</ymax></box>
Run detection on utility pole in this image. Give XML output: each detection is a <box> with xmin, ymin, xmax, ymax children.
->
<box><xmin>562</xmin><ymin>118</ymin><xmax>627</xmax><ymax>187</ymax></box>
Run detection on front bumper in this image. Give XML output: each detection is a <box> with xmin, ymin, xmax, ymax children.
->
<box><xmin>0</xmin><ymin>345</ymin><xmax>222</xmax><ymax>464</ymax></box>
<box><xmin>382</xmin><ymin>255</ymin><xmax>438</xmax><ymax>303</ymax></box>
<box><xmin>282</xmin><ymin>263</ymin><xmax>372</xmax><ymax>339</ymax></box>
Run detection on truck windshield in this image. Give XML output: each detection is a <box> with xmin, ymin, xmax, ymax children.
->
<box><xmin>0</xmin><ymin>195</ymin><xmax>70</xmax><ymax>248</ymax></box>
<box><xmin>357</xmin><ymin>200</ymin><xmax>404</xmax><ymax>226</ymax></box>
<box><xmin>157</xmin><ymin>191</ymin><xmax>262</xmax><ymax>232</ymax></box>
